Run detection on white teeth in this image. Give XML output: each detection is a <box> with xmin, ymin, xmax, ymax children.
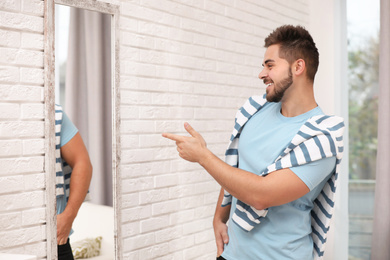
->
<box><xmin>266</xmin><ymin>83</ymin><xmax>273</xmax><ymax>87</ymax></box>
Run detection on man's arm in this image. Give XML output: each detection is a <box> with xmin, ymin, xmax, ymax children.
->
<box><xmin>57</xmin><ymin>132</ymin><xmax>92</xmax><ymax>245</ymax></box>
<box><xmin>213</xmin><ymin>188</ymin><xmax>230</xmax><ymax>257</ymax></box>
<box><xmin>163</xmin><ymin>123</ymin><xmax>309</xmax><ymax>210</ymax></box>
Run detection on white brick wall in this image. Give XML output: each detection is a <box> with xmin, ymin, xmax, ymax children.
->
<box><xmin>119</xmin><ymin>0</ymin><xmax>309</xmax><ymax>259</ymax></box>
<box><xmin>0</xmin><ymin>0</ymin><xmax>46</xmax><ymax>257</ymax></box>
<box><xmin>0</xmin><ymin>0</ymin><xmax>310</xmax><ymax>259</ymax></box>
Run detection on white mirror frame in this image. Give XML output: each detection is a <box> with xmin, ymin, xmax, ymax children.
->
<box><xmin>44</xmin><ymin>0</ymin><xmax>121</xmax><ymax>258</ymax></box>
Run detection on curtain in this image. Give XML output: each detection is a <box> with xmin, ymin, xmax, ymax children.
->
<box><xmin>65</xmin><ymin>8</ymin><xmax>113</xmax><ymax>206</ymax></box>
<box><xmin>370</xmin><ymin>0</ymin><xmax>390</xmax><ymax>258</ymax></box>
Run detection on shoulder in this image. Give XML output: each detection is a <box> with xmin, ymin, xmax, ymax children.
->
<box><xmin>235</xmin><ymin>94</ymin><xmax>268</xmax><ymax>117</ymax></box>
<box><xmin>306</xmin><ymin>115</ymin><xmax>345</xmax><ymax>132</ymax></box>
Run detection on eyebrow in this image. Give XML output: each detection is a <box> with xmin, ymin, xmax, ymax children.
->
<box><xmin>262</xmin><ymin>59</ymin><xmax>275</xmax><ymax>67</ymax></box>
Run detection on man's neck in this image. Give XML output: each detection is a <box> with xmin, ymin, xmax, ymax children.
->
<box><xmin>279</xmin><ymin>83</ymin><xmax>317</xmax><ymax>117</ymax></box>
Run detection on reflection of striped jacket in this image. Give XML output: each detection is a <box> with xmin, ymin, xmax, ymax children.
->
<box><xmin>221</xmin><ymin>94</ymin><xmax>345</xmax><ymax>259</ymax></box>
<box><xmin>55</xmin><ymin>105</ymin><xmax>72</xmax><ymax>201</ymax></box>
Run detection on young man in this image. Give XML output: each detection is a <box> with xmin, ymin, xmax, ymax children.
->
<box><xmin>162</xmin><ymin>25</ymin><xmax>344</xmax><ymax>259</ymax></box>
<box><xmin>56</xmin><ymin>105</ymin><xmax>93</xmax><ymax>260</ymax></box>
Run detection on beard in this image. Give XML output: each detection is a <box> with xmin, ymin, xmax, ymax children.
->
<box><xmin>266</xmin><ymin>68</ymin><xmax>293</xmax><ymax>102</ymax></box>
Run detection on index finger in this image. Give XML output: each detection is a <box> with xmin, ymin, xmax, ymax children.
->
<box><xmin>162</xmin><ymin>132</ymin><xmax>185</xmax><ymax>142</ymax></box>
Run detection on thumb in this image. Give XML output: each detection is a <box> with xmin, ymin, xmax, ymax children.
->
<box><xmin>222</xmin><ymin>232</ymin><xmax>229</xmax><ymax>244</ymax></box>
<box><xmin>184</xmin><ymin>122</ymin><xmax>198</xmax><ymax>137</ymax></box>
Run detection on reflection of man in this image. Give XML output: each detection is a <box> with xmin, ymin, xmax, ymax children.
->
<box><xmin>163</xmin><ymin>25</ymin><xmax>344</xmax><ymax>259</ymax></box>
<box><xmin>55</xmin><ymin>105</ymin><xmax>92</xmax><ymax>260</ymax></box>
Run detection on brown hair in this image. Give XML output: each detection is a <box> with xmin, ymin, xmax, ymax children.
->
<box><xmin>264</xmin><ymin>25</ymin><xmax>319</xmax><ymax>82</ymax></box>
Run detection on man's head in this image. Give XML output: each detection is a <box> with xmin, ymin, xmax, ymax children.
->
<box><xmin>259</xmin><ymin>25</ymin><xmax>319</xmax><ymax>102</ymax></box>
<box><xmin>264</xmin><ymin>25</ymin><xmax>319</xmax><ymax>82</ymax></box>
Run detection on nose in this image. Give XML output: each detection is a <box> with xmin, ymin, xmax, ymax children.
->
<box><xmin>258</xmin><ymin>68</ymin><xmax>267</xmax><ymax>80</ymax></box>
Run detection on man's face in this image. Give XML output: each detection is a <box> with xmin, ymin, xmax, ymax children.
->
<box><xmin>258</xmin><ymin>45</ymin><xmax>293</xmax><ymax>102</ymax></box>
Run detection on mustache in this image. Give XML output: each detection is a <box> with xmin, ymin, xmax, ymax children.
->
<box><xmin>263</xmin><ymin>78</ymin><xmax>273</xmax><ymax>85</ymax></box>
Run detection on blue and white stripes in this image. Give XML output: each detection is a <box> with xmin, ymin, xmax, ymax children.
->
<box><xmin>221</xmin><ymin>95</ymin><xmax>345</xmax><ymax>259</ymax></box>
<box><xmin>55</xmin><ymin>105</ymin><xmax>72</xmax><ymax>201</ymax></box>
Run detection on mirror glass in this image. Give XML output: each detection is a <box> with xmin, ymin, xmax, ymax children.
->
<box><xmin>55</xmin><ymin>3</ymin><xmax>115</xmax><ymax>258</ymax></box>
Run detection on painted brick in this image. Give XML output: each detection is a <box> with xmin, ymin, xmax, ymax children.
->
<box><xmin>0</xmin><ymin>66</ymin><xmax>19</xmax><ymax>83</ymax></box>
<box><xmin>169</xmin><ymin>209</ymin><xmax>195</xmax><ymax>226</ymax></box>
<box><xmin>121</xmin><ymin>193</ymin><xmax>140</xmax><ymax>209</ymax></box>
<box><xmin>1</xmin><ymin>47</ymin><xmax>43</xmax><ymax>67</ymax></box>
<box><xmin>119</xmin><ymin>16</ymin><xmax>138</xmax><ymax>32</ymax></box>
<box><xmin>0</xmin><ymin>85</ymin><xmax>43</xmax><ymax>101</ymax></box>
<box><xmin>121</xmin><ymin>222</ymin><xmax>140</xmax><ymax>238</ymax></box>
<box><xmin>182</xmin><ymin>218</ymin><xmax>210</xmax><ymax>235</ymax></box>
<box><xmin>0</xmin><ymin>121</ymin><xmax>44</xmax><ymax>138</ymax></box>
<box><xmin>0</xmin><ymin>29</ymin><xmax>21</xmax><ymax>48</ymax></box>
<box><xmin>149</xmin><ymin>161</ymin><xmax>171</xmax><ymax>175</ymax></box>
<box><xmin>137</xmin><ymin>242</ymin><xmax>170</xmax><ymax>260</ymax></box>
<box><xmin>156</xmin><ymin>251</ymin><xmax>184</xmax><ymax>260</ymax></box>
<box><xmin>23</xmin><ymin>138</ymin><xmax>44</xmax><ymax>155</ymax></box>
<box><xmin>0</xmin><ymin>0</ymin><xmax>21</xmax><ymax>12</ymax></box>
<box><xmin>21</xmin><ymin>0</ymin><xmax>44</xmax><ymax>16</ymax></box>
<box><xmin>140</xmin><ymin>215</ymin><xmax>170</xmax><ymax>233</ymax></box>
<box><xmin>22</xmin><ymin>207</ymin><xmax>45</xmax><ymax>225</ymax></box>
<box><xmin>21</xmin><ymin>103</ymin><xmax>44</xmax><ymax>119</ymax></box>
<box><xmin>0</xmin><ymin>139</ymin><xmax>22</xmax><ymax>156</ymax></box>
<box><xmin>0</xmin><ymin>102</ymin><xmax>20</xmax><ymax>119</ymax></box>
<box><xmin>0</xmin><ymin>211</ymin><xmax>21</xmax><ymax>230</ymax></box>
<box><xmin>139</xmin><ymin>188</ymin><xmax>170</xmax><ymax>205</ymax></box>
<box><xmin>121</xmin><ymin>148</ymin><xmax>156</xmax><ymax>163</ymax></box>
<box><xmin>122</xmin><ymin>176</ymin><xmax>154</xmax><ymax>193</ymax></box>
<box><xmin>121</xmin><ymin>205</ymin><xmax>151</xmax><ymax>223</ymax></box>
<box><xmin>0</xmin><ymin>156</ymin><xmax>44</xmax><ymax>175</ymax></box>
<box><xmin>120</xmin><ymin>91</ymin><xmax>152</xmax><ymax>105</ymax></box>
<box><xmin>193</xmin><ymin>205</ymin><xmax>215</xmax><ymax>219</ymax></box>
<box><xmin>168</xmin><ymin>235</ymin><xmax>194</xmax><ymax>252</ymax></box>
<box><xmin>21</xmin><ymin>32</ymin><xmax>44</xmax><ymax>50</ymax></box>
<box><xmin>0</xmin><ymin>225</ymin><xmax>45</xmax><ymax>247</ymax></box>
<box><xmin>24</xmin><ymin>172</ymin><xmax>45</xmax><ymax>190</ymax></box>
<box><xmin>154</xmin><ymin>65</ymin><xmax>184</xmax><ymax>80</ymax></box>
<box><xmin>179</xmin><ymin>195</ymin><xmax>206</xmax><ymax>210</ymax></box>
<box><xmin>151</xmin><ymin>199</ymin><xmax>179</xmax><ymax>216</ymax></box>
<box><xmin>0</xmin><ymin>190</ymin><xmax>44</xmax><ymax>211</ymax></box>
<box><xmin>0</xmin><ymin>175</ymin><xmax>24</xmax><ymax>194</ymax></box>
<box><xmin>20</xmin><ymin>67</ymin><xmax>44</xmax><ymax>84</ymax></box>
<box><xmin>23</xmin><ymin>241</ymin><xmax>46</xmax><ymax>258</ymax></box>
<box><xmin>123</xmin><ymin>251</ymin><xmax>139</xmax><ymax>260</ymax></box>
<box><xmin>0</xmin><ymin>11</ymin><xmax>43</xmax><ymax>32</ymax></box>
<box><xmin>155</xmin><ymin>225</ymin><xmax>182</xmax><ymax>243</ymax></box>
<box><xmin>154</xmin><ymin>173</ymin><xmax>178</xmax><ymax>188</ymax></box>
<box><xmin>121</xmin><ymin>163</ymin><xmax>152</xmax><ymax>179</ymax></box>
<box><xmin>194</xmin><ymin>229</ymin><xmax>214</xmax><ymax>244</ymax></box>
<box><xmin>183</xmin><ymin>242</ymin><xmax>215</xmax><ymax>259</ymax></box>
<box><xmin>123</xmin><ymin>232</ymin><xmax>155</xmax><ymax>251</ymax></box>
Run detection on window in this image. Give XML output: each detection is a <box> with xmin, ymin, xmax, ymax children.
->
<box><xmin>347</xmin><ymin>0</ymin><xmax>380</xmax><ymax>259</ymax></box>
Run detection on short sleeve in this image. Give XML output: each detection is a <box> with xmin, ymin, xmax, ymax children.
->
<box><xmin>60</xmin><ymin>111</ymin><xmax>78</xmax><ymax>147</ymax></box>
<box><xmin>290</xmin><ymin>156</ymin><xmax>336</xmax><ymax>191</ymax></box>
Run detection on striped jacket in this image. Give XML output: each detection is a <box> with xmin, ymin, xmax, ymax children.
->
<box><xmin>55</xmin><ymin>104</ymin><xmax>73</xmax><ymax>201</ymax></box>
<box><xmin>221</xmin><ymin>94</ymin><xmax>345</xmax><ymax>259</ymax></box>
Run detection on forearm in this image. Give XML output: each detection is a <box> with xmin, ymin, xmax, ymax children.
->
<box><xmin>200</xmin><ymin>149</ymin><xmax>265</xmax><ymax>209</ymax></box>
<box><xmin>62</xmin><ymin>162</ymin><xmax>92</xmax><ymax>220</ymax></box>
<box><xmin>213</xmin><ymin>188</ymin><xmax>231</xmax><ymax>224</ymax></box>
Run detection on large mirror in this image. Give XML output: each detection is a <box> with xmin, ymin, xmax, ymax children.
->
<box><xmin>44</xmin><ymin>0</ymin><xmax>120</xmax><ymax>259</ymax></box>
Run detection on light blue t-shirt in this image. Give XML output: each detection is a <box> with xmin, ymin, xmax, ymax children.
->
<box><xmin>56</xmin><ymin>111</ymin><xmax>78</xmax><ymax>216</ymax></box>
<box><xmin>222</xmin><ymin>102</ymin><xmax>336</xmax><ymax>260</ymax></box>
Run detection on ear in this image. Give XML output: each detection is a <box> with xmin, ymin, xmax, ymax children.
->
<box><xmin>293</xmin><ymin>59</ymin><xmax>306</xmax><ymax>76</ymax></box>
